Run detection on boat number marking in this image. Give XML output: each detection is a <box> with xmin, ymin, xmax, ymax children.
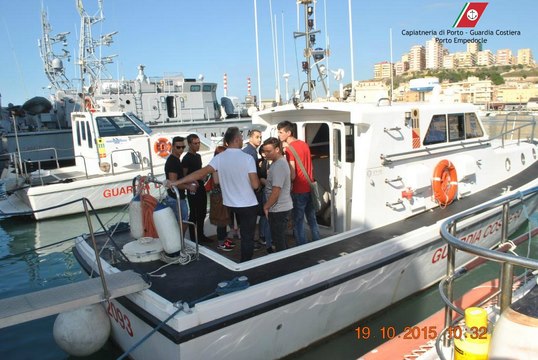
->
<box><xmin>107</xmin><ymin>301</ymin><xmax>134</xmax><ymax>337</ymax></box>
<box><xmin>431</xmin><ymin>210</ymin><xmax>522</xmax><ymax>263</ymax></box>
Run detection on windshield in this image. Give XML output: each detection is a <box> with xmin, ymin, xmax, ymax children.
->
<box><xmin>95</xmin><ymin>114</ymin><xmax>148</xmax><ymax>137</ymax></box>
<box><xmin>127</xmin><ymin>113</ymin><xmax>152</xmax><ymax>135</ymax></box>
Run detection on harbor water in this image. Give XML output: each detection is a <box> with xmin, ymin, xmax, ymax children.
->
<box><xmin>0</xmin><ymin>209</ymin><xmax>536</xmax><ymax>360</ymax></box>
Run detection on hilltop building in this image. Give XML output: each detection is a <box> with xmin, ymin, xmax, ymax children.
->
<box><xmin>425</xmin><ymin>38</ymin><xmax>444</xmax><ymax>69</ymax></box>
<box><xmin>517</xmin><ymin>48</ymin><xmax>535</xmax><ymax>66</ymax></box>
<box><xmin>477</xmin><ymin>50</ymin><xmax>495</xmax><ymax>67</ymax></box>
<box><xmin>409</xmin><ymin>45</ymin><xmax>425</xmax><ymax>72</ymax></box>
<box><xmin>496</xmin><ymin>49</ymin><xmax>514</xmax><ymax>66</ymax></box>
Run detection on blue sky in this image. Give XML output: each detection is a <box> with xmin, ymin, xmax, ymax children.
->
<box><xmin>1</xmin><ymin>0</ymin><xmax>536</xmax><ymax>105</ymax></box>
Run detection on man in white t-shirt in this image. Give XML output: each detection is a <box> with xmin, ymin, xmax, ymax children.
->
<box><xmin>169</xmin><ymin>127</ymin><xmax>260</xmax><ymax>262</ymax></box>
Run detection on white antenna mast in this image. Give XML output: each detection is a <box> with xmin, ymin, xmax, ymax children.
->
<box><xmin>253</xmin><ymin>0</ymin><xmax>262</xmax><ymax>108</ymax></box>
<box><xmin>282</xmin><ymin>12</ymin><xmax>290</xmax><ymax>103</ymax></box>
<box><xmin>274</xmin><ymin>13</ymin><xmax>281</xmax><ymax>103</ymax></box>
<box><xmin>348</xmin><ymin>0</ymin><xmax>355</xmax><ymax>94</ymax></box>
<box><xmin>390</xmin><ymin>28</ymin><xmax>394</xmax><ymax>104</ymax></box>
<box><xmin>323</xmin><ymin>0</ymin><xmax>330</xmax><ymax>96</ymax></box>
<box><xmin>269</xmin><ymin>0</ymin><xmax>279</xmax><ymax>103</ymax></box>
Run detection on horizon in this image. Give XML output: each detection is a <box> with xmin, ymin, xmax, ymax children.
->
<box><xmin>0</xmin><ymin>0</ymin><xmax>536</xmax><ymax>106</ymax></box>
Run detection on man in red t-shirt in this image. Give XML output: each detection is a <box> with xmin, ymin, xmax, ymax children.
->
<box><xmin>277</xmin><ymin>121</ymin><xmax>320</xmax><ymax>245</ymax></box>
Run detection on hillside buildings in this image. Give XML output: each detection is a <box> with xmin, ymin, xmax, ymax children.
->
<box><xmin>371</xmin><ymin>38</ymin><xmax>537</xmax><ymax>106</ymax></box>
<box><xmin>374</xmin><ymin>38</ymin><xmax>535</xmax><ymax>79</ymax></box>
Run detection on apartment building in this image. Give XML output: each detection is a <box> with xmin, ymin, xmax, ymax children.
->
<box><xmin>477</xmin><ymin>50</ymin><xmax>495</xmax><ymax>66</ymax></box>
<box><xmin>373</xmin><ymin>61</ymin><xmax>394</xmax><ymax>80</ymax></box>
<box><xmin>425</xmin><ymin>38</ymin><xmax>444</xmax><ymax>69</ymax></box>
<box><xmin>453</xmin><ymin>52</ymin><xmax>476</xmax><ymax>68</ymax></box>
<box><xmin>496</xmin><ymin>49</ymin><xmax>514</xmax><ymax>66</ymax></box>
<box><xmin>517</xmin><ymin>48</ymin><xmax>535</xmax><ymax>66</ymax></box>
<box><xmin>408</xmin><ymin>45</ymin><xmax>425</xmax><ymax>72</ymax></box>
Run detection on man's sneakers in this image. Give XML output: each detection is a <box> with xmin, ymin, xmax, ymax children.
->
<box><xmin>218</xmin><ymin>238</ymin><xmax>236</xmax><ymax>252</ymax></box>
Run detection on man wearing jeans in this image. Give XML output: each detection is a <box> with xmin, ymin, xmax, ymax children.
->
<box><xmin>261</xmin><ymin>137</ymin><xmax>292</xmax><ymax>252</ymax></box>
<box><xmin>169</xmin><ymin>127</ymin><xmax>260</xmax><ymax>262</ymax></box>
<box><xmin>277</xmin><ymin>121</ymin><xmax>320</xmax><ymax>245</ymax></box>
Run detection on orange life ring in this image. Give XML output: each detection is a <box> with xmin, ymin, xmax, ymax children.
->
<box><xmin>432</xmin><ymin>160</ymin><xmax>458</xmax><ymax>206</ymax></box>
<box><xmin>153</xmin><ymin>138</ymin><xmax>171</xmax><ymax>158</ymax></box>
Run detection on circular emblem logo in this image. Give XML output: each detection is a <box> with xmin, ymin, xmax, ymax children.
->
<box><xmin>466</xmin><ymin>9</ymin><xmax>479</xmax><ymax>21</ymax></box>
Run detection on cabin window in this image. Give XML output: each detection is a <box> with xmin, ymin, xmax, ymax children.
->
<box><xmin>448</xmin><ymin>114</ymin><xmax>465</xmax><ymax>141</ymax></box>
<box><xmin>331</xmin><ymin>124</ymin><xmax>354</xmax><ymax>163</ymax></box>
<box><xmin>96</xmin><ymin>115</ymin><xmax>145</xmax><ymax>137</ymax></box>
<box><xmin>76</xmin><ymin>121</ymin><xmax>81</xmax><ymax>146</ymax></box>
<box><xmin>86</xmin><ymin>122</ymin><xmax>93</xmax><ymax>148</ymax></box>
<box><xmin>464</xmin><ymin>113</ymin><xmax>483</xmax><ymax>139</ymax></box>
<box><xmin>345</xmin><ymin>124</ymin><xmax>355</xmax><ymax>163</ymax></box>
<box><xmin>81</xmin><ymin>120</ymin><xmax>87</xmax><ymax>141</ymax></box>
<box><xmin>190</xmin><ymin>85</ymin><xmax>201</xmax><ymax>92</ymax></box>
<box><xmin>423</xmin><ymin>115</ymin><xmax>447</xmax><ymax>145</ymax></box>
<box><xmin>202</xmin><ymin>85</ymin><xmax>212</xmax><ymax>92</ymax></box>
<box><xmin>308</xmin><ymin>123</ymin><xmax>330</xmax><ymax>158</ymax></box>
<box><xmin>334</xmin><ymin>129</ymin><xmax>342</xmax><ymax>163</ymax></box>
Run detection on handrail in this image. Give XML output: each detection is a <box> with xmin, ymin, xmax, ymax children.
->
<box><xmin>437</xmin><ymin>185</ymin><xmax>538</xmax><ymax>352</ymax></box>
<box><xmin>381</xmin><ymin>115</ymin><xmax>536</xmax><ymax>165</ymax></box>
<box><xmin>109</xmin><ymin>148</ymin><xmax>144</xmax><ymax>175</ymax></box>
<box><xmin>440</xmin><ymin>186</ymin><xmax>538</xmax><ymax>269</ymax></box>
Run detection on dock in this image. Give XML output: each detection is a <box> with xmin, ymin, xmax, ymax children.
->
<box><xmin>0</xmin><ymin>270</ymin><xmax>149</xmax><ymax>329</ymax></box>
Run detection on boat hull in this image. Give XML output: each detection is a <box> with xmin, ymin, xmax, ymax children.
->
<box><xmin>2</xmin><ymin>169</ymin><xmax>164</xmax><ymax>220</ymax></box>
<box><xmin>74</xmin><ymin>184</ymin><xmax>538</xmax><ymax>359</ymax></box>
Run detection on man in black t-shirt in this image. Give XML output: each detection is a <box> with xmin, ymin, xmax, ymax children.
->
<box><xmin>183</xmin><ymin>134</ymin><xmax>211</xmax><ymax>243</ymax></box>
<box><xmin>164</xmin><ymin>136</ymin><xmax>191</xmax><ymax>223</ymax></box>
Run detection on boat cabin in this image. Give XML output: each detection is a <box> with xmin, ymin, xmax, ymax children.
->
<box><xmin>71</xmin><ymin>111</ymin><xmax>213</xmax><ymax>177</ymax></box>
<box><xmin>253</xmin><ymin>101</ymin><xmax>525</xmax><ymax>235</ymax></box>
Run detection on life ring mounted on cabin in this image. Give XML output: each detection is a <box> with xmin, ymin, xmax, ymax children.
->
<box><xmin>432</xmin><ymin>160</ymin><xmax>458</xmax><ymax>206</ymax></box>
<box><xmin>153</xmin><ymin>138</ymin><xmax>171</xmax><ymax>158</ymax></box>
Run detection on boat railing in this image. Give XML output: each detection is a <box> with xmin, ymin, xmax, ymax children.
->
<box><xmin>8</xmin><ymin>148</ymin><xmax>61</xmax><ymax>185</ymax></box>
<box><xmin>381</xmin><ymin>115</ymin><xmax>536</xmax><ymax>165</ymax></box>
<box><xmin>380</xmin><ymin>139</ymin><xmax>490</xmax><ymax>165</ymax></box>
<box><xmin>437</xmin><ymin>185</ymin><xmax>538</xmax><ymax>356</ymax></box>
<box><xmin>482</xmin><ymin>112</ymin><xmax>537</xmax><ymax>147</ymax></box>
<box><xmin>12</xmin><ymin>147</ymin><xmax>61</xmax><ymax>172</ymax></box>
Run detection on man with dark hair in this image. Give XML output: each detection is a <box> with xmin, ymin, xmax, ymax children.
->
<box><xmin>277</xmin><ymin>120</ymin><xmax>320</xmax><ymax>245</ymax></box>
<box><xmin>242</xmin><ymin>129</ymin><xmax>262</xmax><ymax>164</ymax></box>
<box><xmin>242</xmin><ymin>129</ymin><xmax>264</xmax><ymax>248</ymax></box>
<box><xmin>262</xmin><ymin>137</ymin><xmax>292</xmax><ymax>252</ymax></box>
<box><xmin>183</xmin><ymin>134</ymin><xmax>211</xmax><ymax>243</ymax></box>
<box><xmin>164</xmin><ymin>136</ymin><xmax>193</xmax><ymax>223</ymax></box>
<box><xmin>169</xmin><ymin>127</ymin><xmax>260</xmax><ymax>262</ymax></box>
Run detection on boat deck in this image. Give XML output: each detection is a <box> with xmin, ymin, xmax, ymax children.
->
<box><xmin>75</xmin><ymin>161</ymin><xmax>538</xmax><ymax>308</ymax></box>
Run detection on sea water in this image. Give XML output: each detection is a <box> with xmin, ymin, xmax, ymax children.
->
<box><xmin>1</xmin><ymin>211</ymin><xmax>536</xmax><ymax>360</ymax></box>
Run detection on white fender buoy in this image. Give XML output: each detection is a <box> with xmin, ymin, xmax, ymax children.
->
<box><xmin>153</xmin><ymin>203</ymin><xmax>182</xmax><ymax>255</ymax></box>
<box><xmin>129</xmin><ymin>195</ymin><xmax>143</xmax><ymax>239</ymax></box>
<box><xmin>53</xmin><ymin>303</ymin><xmax>111</xmax><ymax>356</ymax></box>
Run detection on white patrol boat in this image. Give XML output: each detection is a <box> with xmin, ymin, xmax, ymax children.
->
<box><xmin>0</xmin><ymin>111</ymin><xmax>213</xmax><ymax>220</ymax></box>
<box><xmin>70</xmin><ymin>98</ymin><xmax>538</xmax><ymax>359</ymax></box>
<box><xmin>68</xmin><ymin>0</ymin><xmax>538</xmax><ymax>356</ymax></box>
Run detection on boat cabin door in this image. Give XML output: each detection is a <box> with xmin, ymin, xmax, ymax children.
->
<box><xmin>330</xmin><ymin>122</ymin><xmax>351</xmax><ymax>233</ymax></box>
